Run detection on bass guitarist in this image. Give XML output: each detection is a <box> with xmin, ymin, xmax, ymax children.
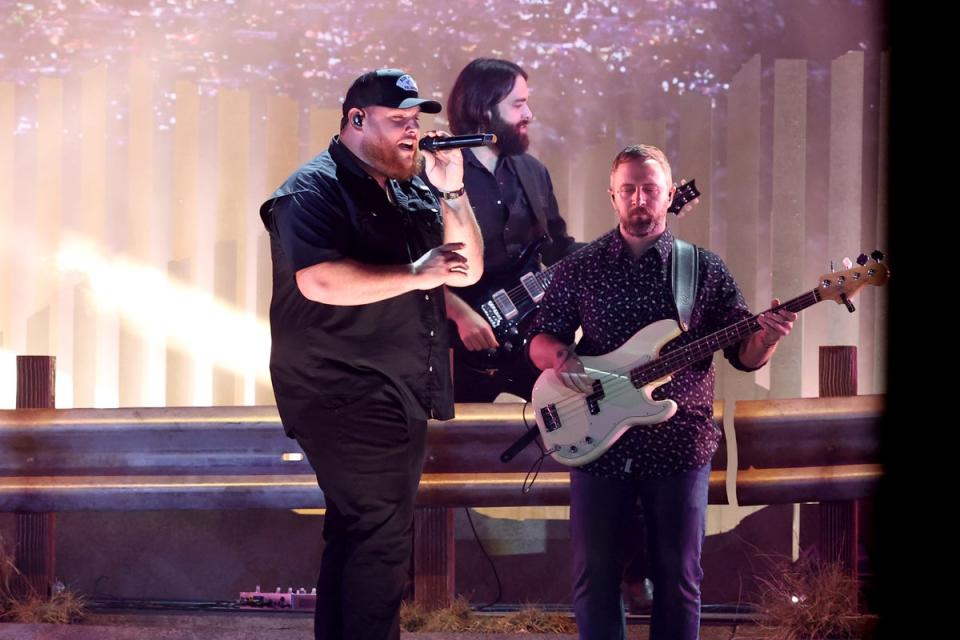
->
<box><xmin>528</xmin><ymin>144</ymin><xmax>795</xmax><ymax>640</ymax></box>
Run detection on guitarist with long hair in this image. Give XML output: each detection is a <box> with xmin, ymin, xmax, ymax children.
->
<box><xmin>528</xmin><ymin>144</ymin><xmax>795</xmax><ymax>640</ymax></box>
<box><xmin>441</xmin><ymin>58</ymin><xmax>583</xmax><ymax>403</ymax></box>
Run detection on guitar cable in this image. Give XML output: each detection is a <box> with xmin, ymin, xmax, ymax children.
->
<box><xmin>463</xmin><ymin>505</ymin><xmax>503</xmax><ymax>610</ymax></box>
<box><xmin>465</xmin><ymin>402</ymin><xmax>556</xmax><ymax>610</ymax></box>
<box><xmin>520</xmin><ymin>401</ymin><xmax>558</xmax><ymax>494</ymax></box>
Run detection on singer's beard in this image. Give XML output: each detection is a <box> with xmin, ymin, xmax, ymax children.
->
<box><xmin>489</xmin><ymin>112</ymin><xmax>530</xmax><ymax>156</ymax></box>
<box><xmin>362</xmin><ymin>137</ymin><xmax>424</xmax><ymax>181</ymax></box>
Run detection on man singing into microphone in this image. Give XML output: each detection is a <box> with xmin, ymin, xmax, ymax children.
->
<box><xmin>440</xmin><ymin>58</ymin><xmax>580</xmax><ymax>403</ymax></box>
<box><xmin>259</xmin><ymin>68</ymin><xmax>483</xmax><ymax>640</ymax></box>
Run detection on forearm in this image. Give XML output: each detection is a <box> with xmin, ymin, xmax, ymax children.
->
<box><xmin>444</xmin><ymin>287</ymin><xmax>473</xmax><ymax>323</ymax></box>
<box><xmin>738</xmin><ymin>332</ymin><xmax>776</xmax><ymax>370</ymax></box>
<box><xmin>441</xmin><ymin>195</ymin><xmax>484</xmax><ymax>286</ymax></box>
<box><xmin>296</xmin><ymin>258</ymin><xmax>419</xmax><ymax>305</ymax></box>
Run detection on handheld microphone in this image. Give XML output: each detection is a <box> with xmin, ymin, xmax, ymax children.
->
<box><xmin>418</xmin><ymin>133</ymin><xmax>497</xmax><ymax>152</ymax></box>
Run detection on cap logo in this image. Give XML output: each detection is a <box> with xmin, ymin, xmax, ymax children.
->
<box><xmin>396</xmin><ymin>74</ymin><xmax>418</xmax><ymax>93</ymax></box>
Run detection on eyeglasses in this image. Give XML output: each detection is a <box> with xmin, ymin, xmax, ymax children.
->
<box><xmin>611</xmin><ymin>184</ymin><xmax>662</xmax><ymax>199</ymax></box>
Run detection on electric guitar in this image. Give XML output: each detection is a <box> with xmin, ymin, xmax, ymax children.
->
<box><xmin>530</xmin><ymin>254</ymin><xmax>890</xmax><ymax>467</ymax></box>
<box><xmin>452</xmin><ymin>180</ymin><xmax>701</xmax><ymax>370</ymax></box>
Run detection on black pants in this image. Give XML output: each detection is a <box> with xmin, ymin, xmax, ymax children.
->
<box><xmin>290</xmin><ymin>384</ymin><xmax>427</xmax><ymax>640</ymax></box>
<box><xmin>452</xmin><ymin>354</ymin><xmax>650</xmax><ymax>605</ymax></box>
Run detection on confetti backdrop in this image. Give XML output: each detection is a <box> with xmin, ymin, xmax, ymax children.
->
<box><xmin>1</xmin><ymin>0</ymin><xmax>887</xmax><ymax>144</ymax></box>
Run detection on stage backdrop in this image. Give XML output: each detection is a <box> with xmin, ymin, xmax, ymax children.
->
<box><xmin>0</xmin><ymin>0</ymin><xmax>888</xmax><ymax>605</ymax></box>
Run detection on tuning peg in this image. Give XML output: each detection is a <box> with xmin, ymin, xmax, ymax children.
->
<box><xmin>856</xmin><ymin>254</ymin><xmax>868</xmax><ymax>266</ymax></box>
<box><xmin>870</xmin><ymin>250</ymin><xmax>885</xmax><ymax>262</ymax></box>
<box><xmin>841</xmin><ymin>257</ymin><xmax>853</xmax><ymax>269</ymax></box>
<box><xmin>840</xmin><ymin>293</ymin><xmax>856</xmax><ymax>313</ymax></box>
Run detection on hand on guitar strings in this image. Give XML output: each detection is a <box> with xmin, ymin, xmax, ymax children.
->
<box><xmin>455</xmin><ymin>305</ymin><xmax>499</xmax><ymax>351</ymax></box>
<box><xmin>755</xmin><ymin>298</ymin><xmax>797</xmax><ymax>348</ymax></box>
<box><xmin>445</xmin><ymin>290</ymin><xmax>499</xmax><ymax>351</ymax></box>
<box><xmin>555</xmin><ymin>347</ymin><xmax>596</xmax><ymax>394</ymax></box>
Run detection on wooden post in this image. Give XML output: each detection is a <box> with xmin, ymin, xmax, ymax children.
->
<box><xmin>413</xmin><ymin>506</ymin><xmax>455</xmax><ymax>610</ymax></box>
<box><xmin>14</xmin><ymin>355</ymin><xmax>57</xmax><ymax>598</ymax></box>
<box><xmin>817</xmin><ymin>346</ymin><xmax>860</xmax><ymax>596</ymax></box>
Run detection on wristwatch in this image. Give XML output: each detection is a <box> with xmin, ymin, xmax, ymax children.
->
<box><xmin>438</xmin><ymin>185</ymin><xmax>466</xmax><ymax>200</ymax></box>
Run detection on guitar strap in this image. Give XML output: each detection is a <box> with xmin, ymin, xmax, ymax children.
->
<box><xmin>671</xmin><ymin>237</ymin><xmax>699</xmax><ymax>332</ymax></box>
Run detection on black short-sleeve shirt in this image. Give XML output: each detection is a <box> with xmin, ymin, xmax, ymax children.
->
<box><xmin>260</xmin><ymin>136</ymin><xmax>454</xmax><ymax>435</ymax></box>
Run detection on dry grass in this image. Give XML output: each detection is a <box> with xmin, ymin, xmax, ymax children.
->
<box><xmin>752</xmin><ymin>552</ymin><xmax>861</xmax><ymax>640</ymax></box>
<box><xmin>423</xmin><ymin>598</ymin><xmax>488</xmax><ymax>633</ymax></box>
<box><xmin>401</xmin><ymin>597</ymin><xmax>576</xmax><ymax>634</ymax></box>
<box><xmin>399</xmin><ymin>600</ymin><xmax>431</xmax><ymax>632</ymax></box>
<box><xmin>0</xmin><ymin>532</ymin><xmax>17</xmax><ymax>620</ymax></box>
<box><xmin>494</xmin><ymin>604</ymin><xmax>577</xmax><ymax>634</ymax></box>
<box><xmin>0</xmin><ymin>532</ymin><xmax>86</xmax><ymax>624</ymax></box>
<box><xmin>3</xmin><ymin>590</ymin><xmax>87</xmax><ymax>624</ymax></box>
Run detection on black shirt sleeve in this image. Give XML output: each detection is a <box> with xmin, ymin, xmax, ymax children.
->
<box><xmin>271</xmin><ymin>187</ymin><xmax>353</xmax><ymax>272</ymax></box>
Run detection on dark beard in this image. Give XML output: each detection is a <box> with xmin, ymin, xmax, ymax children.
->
<box><xmin>488</xmin><ymin>110</ymin><xmax>530</xmax><ymax>156</ymax></box>
<box><xmin>620</xmin><ymin>208</ymin><xmax>663</xmax><ymax>238</ymax></box>
<box><xmin>361</xmin><ymin>136</ymin><xmax>424</xmax><ymax>181</ymax></box>
<box><xmin>621</xmin><ymin>217</ymin><xmax>658</xmax><ymax>237</ymax></box>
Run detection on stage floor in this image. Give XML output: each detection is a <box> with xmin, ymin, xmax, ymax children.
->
<box><xmin>0</xmin><ymin>609</ymin><xmax>827</xmax><ymax>639</ymax></box>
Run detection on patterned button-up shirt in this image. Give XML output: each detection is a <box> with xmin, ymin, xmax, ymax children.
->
<box><xmin>529</xmin><ymin>228</ymin><xmax>758</xmax><ymax>479</ymax></box>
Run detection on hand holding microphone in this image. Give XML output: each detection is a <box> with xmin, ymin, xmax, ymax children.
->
<box><xmin>419</xmin><ymin>133</ymin><xmax>497</xmax><ymax>151</ymax></box>
<box><xmin>422</xmin><ymin>130</ymin><xmax>494</xmax><ymax>193</ymax></box>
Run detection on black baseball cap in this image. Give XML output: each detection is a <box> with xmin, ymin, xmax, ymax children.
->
<box><xmin>342</xmin><ymin>69</ymin><xmax>442</xmax><ymax>115</ymax></box>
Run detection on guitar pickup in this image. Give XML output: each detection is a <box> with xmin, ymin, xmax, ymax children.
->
<box><xmin>585</xmin><ymin>379</ymin><xmax>605</xmax><ymax>415</ymax></box>
<box><xmin>540</xmin><ymin>403</ymin><xmax>561</xmax><ymax>432</ymax></box>
<box><xmin>491</xmin><ymin>290</ymin><xmax>519</xmax><ymax>320</ymax></box>
<box><xmin>519</xmin><ymin>272</ymin><xmax>546</xmax><ymax>303</ymax></box>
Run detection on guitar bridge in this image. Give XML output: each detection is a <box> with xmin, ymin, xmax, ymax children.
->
<box><xmin>480</xmin><ymin>301</ymin><xmax>504</xmax><ymax>329</ymax></box>
<box><xmin>540</xmin><ymin>403</ymin><xmax>561</xmax><ymax>433</ymax></box>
